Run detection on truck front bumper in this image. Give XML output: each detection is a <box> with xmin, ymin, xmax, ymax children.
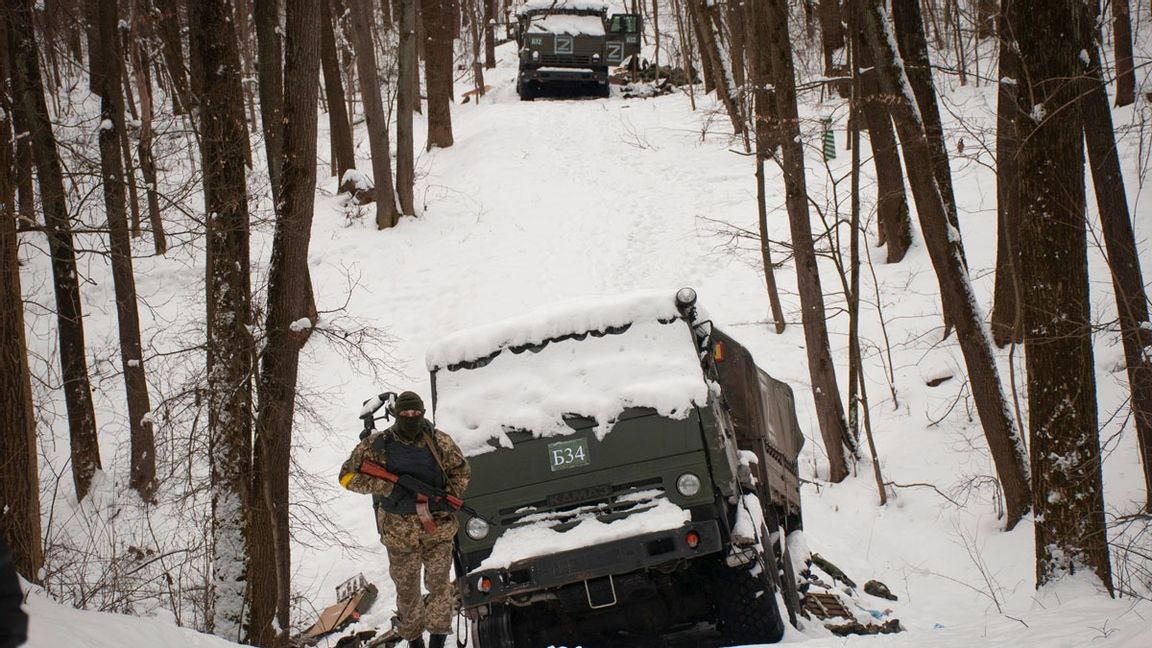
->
<box><xmin>521</xmin><ymin>66</ymin><xmax>607</xmax><ymax>84</ymax></box>
<box><xmin>458</xmin><ymin>519</ymin><xmax>723</xmax><ymax>608</ymax></box>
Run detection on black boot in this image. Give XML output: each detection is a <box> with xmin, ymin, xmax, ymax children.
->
<box><xmin>406</xmin><ymin>637</ymin><xmax>425</xmax><ymax>648</ymax></box>
<box><xmin>428</xmin><ymin>634</ymin><xmax>447</xmax><ymax>648</ymax></box>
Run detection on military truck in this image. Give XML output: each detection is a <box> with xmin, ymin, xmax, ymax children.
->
<box><xmin>513</xmin><ymin>0</ymin><xmax>641</xmax><ymax>100</ymax></box>
<box><xmin>426</xmin><ymin>288</ymin><xmax>805</xmax><ymax>647</ymax></box>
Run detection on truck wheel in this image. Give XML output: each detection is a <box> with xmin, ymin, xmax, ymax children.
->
<box><xmin>517</xmin><ymin>81</ymin><xmax>535</xmax><ymax>101</ymax></box>
<box><xmin>709</xmin><ymin>556</ymin><xmax>786</xmax><ymax>645</ymax></box>
<box><xmin>475</xmin><ymin>603</ymin><xmax>516</xmax><ymax>648</ymax></box>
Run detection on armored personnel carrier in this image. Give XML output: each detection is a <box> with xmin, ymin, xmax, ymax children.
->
<box><xmin>427</xmin><ymin>288</ymin><xmax>805</xmax><ymax>647</ymax></box>
<box><xmin>513</xmin><ymin>0</ymin><xmax>641</xmax><ymax>100</ymax></box>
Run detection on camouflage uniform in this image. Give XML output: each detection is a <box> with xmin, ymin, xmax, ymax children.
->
<box><xmin>340</xmin><ymin>419</ymin><xmax>471</xmax><ymax>642</ymax></box>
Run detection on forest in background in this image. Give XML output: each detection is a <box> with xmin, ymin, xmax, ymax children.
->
<box><xmin>1</xmin><ymin>0</ymin><xmax>1151</xmax><ymax>645</ymax></box>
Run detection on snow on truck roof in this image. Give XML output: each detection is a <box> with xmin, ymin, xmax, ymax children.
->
<box><xmin>427</xmin><ymin>289</ymin><xmax>711</xmax><ymax>456</ymax></box>
<box><xmin>527</xmin><ymin>14</ymin><xmax>606</xmax><ymax>37</ymax></box>
<box><xmin>516</xmin><ymin>0</ymin><xmax>610</xmax><ymax>16</ymax></box>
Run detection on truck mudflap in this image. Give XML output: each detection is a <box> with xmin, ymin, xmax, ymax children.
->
<box><xmin>458</xmin><ymin>519</ymin><xmax>723</xmax><ymax>608</ymax></box>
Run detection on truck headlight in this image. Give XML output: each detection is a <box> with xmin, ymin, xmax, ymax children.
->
<box><xmin>676</xmin><ymin>472</ymin><xmax>702</xmax><ymax>497</ymax></box>
<box><xmin>466</xmin><ymin>517</ymin><xmax>491</xmax><ymax>540</ymax></box>
<box><xmin>531</xmin><ymin>50</ymin><xmax>540</xmax><ymax>61</ymax></box>
<box><xmin>592</xmin><ymin>53</ymin><xmax>601</xmax><ymax>61</ymax></box>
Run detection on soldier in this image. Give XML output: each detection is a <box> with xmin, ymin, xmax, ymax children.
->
<box><xmin>340</xmin><ymin>391</ymin><xmax>471</xmax><ymax>648</ymax></box>
<box><xmin>1</xmin><ymin>536</ymin><xmax>29</xmax><ymax>648</ymax></box>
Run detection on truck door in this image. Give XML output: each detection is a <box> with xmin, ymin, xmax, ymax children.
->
<box><xmin>606</xmin><ymin>13</ymin><xmax>642</xmax><ymax>64</ymax></box>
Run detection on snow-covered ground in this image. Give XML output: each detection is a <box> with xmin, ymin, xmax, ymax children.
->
<box><xmin>17</xmin><ymin>16</ymin><xmax>1152</xmax><ymax>648</ymax></box>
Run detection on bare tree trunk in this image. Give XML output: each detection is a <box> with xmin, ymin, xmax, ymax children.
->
<box><xmin>130</xmin><ymin>1</ymin><xmax>167</xmax><ymax>254</ymax></box>
<box><xmin>321</xmin><ymin>0</ymin><xmax>355</xmax><ymax>182</ymax></box>
<box><xmin>1014</xmin><ymin>0</ymin><xmax>1114</xmax><ymax>592</ymax></box>
<box><xmin>348</xmin><ymin>0</ymin><xmax>401</xmax><ymax>227</ymax></box>
<box><xmin>891</xmin><ymin>0</ymin><xmax>962</xmax><ymax>251</ymax></box>
<box><xmin>396</xmin><ymin>0</ymin><xmax>416</xmax><ymax>214</ymax></box>
<box><xmin>725</xmin><ymin>0</ymin><xmax>745</xmax><ymax>90</ymax></box>
<box><xmin>991</xmin><ymin>0</ymin><xmax>1022</xmax><ymax>346</ymax></box>
<box><xmin>423</xmin><ymin>0</ymin><xmax>455</xmax><ymax>148</ymax></box>
<box><xmin>254</xmin><ymin>0</ymin><xmax>284</xmax><ymax>204</ymax></box>
<box><xmin>817</xmin><ymin>0</ymin><xmax>847</xmax><ymax>93</ymax></box>
<box><xmin>745</xmin><ymin>0</ymin><xmax>784</xmax><ymax>333</ymax></box>
<box><xmin>483</xmin><ymin>0</ymin><xmax>495</xmax><ymax>69</ymax></box>
<box><xmin>96</xmin><ymin>0</ymin><xmax>156</xmax><ymax>502</ymax></box>
<box><xmin>9</xmin><ymin>0</ymin><xmax>102</xmax><ymax>502</ymax></box>
<box><xmin>154</xmin><ymin>1</ymin><xmax>192</xmax><ymax>113</ymax></box>
<box><xmin>852</xmin><ymin>18</ymin><xmax>911</xmax><ymax>263</ymax></box>
<box><xmin>1111</xmin><ymin>0</ymin><xmax>1135</xmax><ymax>106</ymax></box>
<box><xmin>975</xmin><ymin>0</ymin><xmax>996</xmax><ymax>38</ymax></box>
<box><xmin>1080</xmin><ymin>18</ymin><xmax>1152</xmax><ymax>513</ymax></box>
<box><xmin>193</xmin><ymin>0</ymin><xmax>254</xmax><ymax>637</ymax></box>
<box><xmin>253</xmin><ymin>4</ymin><xmax>320</xmax><ymax>644</ymax></box>
<box><xmin>0</xmin><ymin>14</ymin><xmax>43</xmax><ymax>579</ymax></box>
<box><xmin>765</xmin><ymin>0</ymin><xmax>855</xmax><ymax>481</ymax></box>
<box><xmin>689</xmin><ymin>0</ymin><xmax>742</xmax><ymax>135</ymax></box>
<box><xmin>861</xmin><ymin>0</ymin><xmax>1032</xmax><ymax>530</ymax></box>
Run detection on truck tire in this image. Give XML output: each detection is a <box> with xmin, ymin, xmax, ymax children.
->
<box><xmin>517</xmin><ymin>80</ymin><xmax>535</xmax><ymax>101</ymax></box>
<box><xmin>709</xmin><ymin>556</ymin><xmax>786</xmax><ymax>645</ymax></box>
<box><xmin>474</xmin><ymin>603</ymin><xmax>516</xmax><ymax>648</ymax></box>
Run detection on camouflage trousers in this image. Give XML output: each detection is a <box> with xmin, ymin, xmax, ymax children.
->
<box><xmin>381</xmin><ymin>512</ymin><xmax>459</xmax><ymax>640</ymax></box>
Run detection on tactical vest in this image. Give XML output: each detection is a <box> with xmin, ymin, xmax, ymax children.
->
<box><xmin>372</xmin><ymin>429</ymin><xmax>450</xmax><ymax>515</ymax></box>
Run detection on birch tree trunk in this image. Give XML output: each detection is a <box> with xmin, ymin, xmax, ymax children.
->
<box><xmin>860</xmin><ymin>0</ymin><xmax>1032</xmax><ymax>530</ymax></box>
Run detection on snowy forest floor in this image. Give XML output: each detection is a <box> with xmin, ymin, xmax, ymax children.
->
<box><xmin>18</xmin><ymin>34</ymin><xmax>1152</xmax><ymax>648</ymax></box>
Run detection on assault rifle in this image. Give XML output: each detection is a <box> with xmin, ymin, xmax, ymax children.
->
<box><xmin>358</xmin><ymin>458</ymin><xmax>491</xmax><ymax>525</ymax></box>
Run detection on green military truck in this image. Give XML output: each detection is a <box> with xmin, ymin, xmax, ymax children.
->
<box><xmin>514</xmin><ymin>0</ymin><xmax>641</xmax><ymax>100</ymax></box>
<box><xmin>427</xmin><ymin>288</ymin><xmax>805</xmax><ymax>647</ymax></box>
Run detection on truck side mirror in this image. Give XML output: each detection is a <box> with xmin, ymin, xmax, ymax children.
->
<box><xmin>608</xmin><ymin>13</ymin><xmax>641</xmax><ymax>35</ymax></box>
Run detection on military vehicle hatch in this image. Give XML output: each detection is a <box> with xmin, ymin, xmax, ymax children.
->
<box><xmin>513</xmin><ymin>0</ymin><xmax>641</xmax><ymax>100</ymax></box>
<box><xmin>427</xmin><ymin>288</ymin><xmax>805</xmax><ymax>647</ymax></box>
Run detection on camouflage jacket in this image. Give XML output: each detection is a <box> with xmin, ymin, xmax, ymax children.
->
<box><xmin>340</xmin><ymin>420</ymin><xmax>471</xmax><ymax>547</ymax></box>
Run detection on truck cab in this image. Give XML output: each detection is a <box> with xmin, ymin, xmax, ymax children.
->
<box><xmin>427</xmin><ymin>289</ymin><xmax>804</xmax><ymax>647</ymax></box>
<box><xmin>514</xmin><ymin>0</ymin><xmax>641</xmax><ymax>100</ymax></box>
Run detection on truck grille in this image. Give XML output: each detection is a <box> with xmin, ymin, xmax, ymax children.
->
<box><xmin>499</xmin><ymin>478</ymin><xmax>664</xmax><ymax>530</ymax></box>
<box><xmin>540</xmin><ymin>54</ymin><xmax>593</xmax><ymax>67</ymax></box>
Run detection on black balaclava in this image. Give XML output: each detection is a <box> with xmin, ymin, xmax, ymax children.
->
<box><xmin>394</xmin><ymin>391</ymin><xmax>425</xmax><ymax>441</ymax></box>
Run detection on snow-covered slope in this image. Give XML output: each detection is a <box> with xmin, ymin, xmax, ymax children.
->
<box><xmin>18</xmin><ymin>22</ymin><xmax>1152</xmax><ymax>648</ymax></box>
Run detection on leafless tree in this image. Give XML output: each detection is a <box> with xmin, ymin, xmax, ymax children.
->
<box><xmin>192</xmin><ymin>0</ymin><xmax>255</xmax><ymax>637</ymax></box>
<box><xmin>0</xmin><ymin>13</ymin><xmax>42</xmax><ymax>579</ymax></box>
<box><xmin>348</xmin><ymin>0</ymin><xmax>401</xmax><ymax>228</ymax></box>
<box><xmin>9</xmin><ymin>0</ymin><xmax>102</xmax><ymax>502</ymax></box>
<box><xmin>1013</xmin><ymin>0</ymin><xmax>1114</xmax><ymax>593</ymax></box>
<box><xmin>94</xmin><ymin>0</ymin><xmax>156</xmax><ymax>502</ymax></box>
<box><xmin>423</xmin><ymin>0</ymin><xmax>455</xmax><ymax>148</ymax></box>
<box><xmin>860</xmin><ymin>0</ymin><xmax>1032</xmax><ymax>530</ymax></box>
<box><xmin>766</xmin><ymin>0</ymin><xmax>855</xmax><ymax>482</ymax></box>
